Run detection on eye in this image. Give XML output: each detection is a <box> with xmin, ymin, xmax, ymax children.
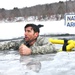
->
<box><xmin>27</xmin><ymin>30</ymin><xmax>31</xmax><ymax>32</ymax></box>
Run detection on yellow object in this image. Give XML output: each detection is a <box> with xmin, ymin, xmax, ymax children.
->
<box><xmin>49</xmin><ymin>38</ymin><xmax>64</xmax><ymax>44</ymax></box>
<box><xmin>58</xmin><ymin>43</ymin><xmax>75</xmax><ymax>52</ymax></box>
<box><xmin>49</xmin><ymin>38</ymin><xmax>74</xmax><ymax>44</ymax></box>
<box><xmin>49</xmin><ymin>38</ymin><xmax>75</xmax><ymax>51</ymax></box>
<box><xmin>66</xmin><ymin>42</ymin><xmax>75</xmax><ymax>51</ymax></box>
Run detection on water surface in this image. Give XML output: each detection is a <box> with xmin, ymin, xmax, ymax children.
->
<box><xmin>0</xmin><ymin>36</ymin><xmax>75</xmax><ymax>75</ymax></box>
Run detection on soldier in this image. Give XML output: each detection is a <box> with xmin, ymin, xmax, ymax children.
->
<box><xmin>0</xmin><ymin>24</ymin><xmax>57</xmax><ymax>55</ymax></box>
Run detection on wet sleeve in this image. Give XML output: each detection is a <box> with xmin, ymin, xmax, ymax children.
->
<box><xmin>30</xmin><ymin>38</ymin><xmax>57</xmax><ymax>54</ymax></box>
<box><xmin>0</xmin><ymin>41</ymin><xmax>20</xmax><ymax>50</ymax></box>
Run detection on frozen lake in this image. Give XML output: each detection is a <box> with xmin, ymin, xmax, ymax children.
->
<box><xmin>0</xmin><ymin>50</ymin><xmax>75</xmax><ymax>75</ymax></box>
<box><xmin>0</xmin><ymin>36</ymin><xmax>75</xmax><ymax>75</ymax></box>
<box><xmin>0</xmin><ymin>20</ymin><xmax>75</xmax><ymax>75</ymax></box>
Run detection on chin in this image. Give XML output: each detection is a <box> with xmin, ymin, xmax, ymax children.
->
<box><xmin>25</xmin><ymin>39</ymin><xmax>28</xmax><ymax>41</ymax></box>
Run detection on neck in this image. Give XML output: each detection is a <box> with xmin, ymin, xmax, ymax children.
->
<box><xmin>29</xmin><ymin>40</ymin><xmax>36</xmax><ymax>46</ymax></box>
<box><xmin>25</xmin><ymin>38</ymin><xmax>37</xmax><ymax>47</ymax></box>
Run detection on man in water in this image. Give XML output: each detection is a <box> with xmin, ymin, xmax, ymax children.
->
<box><xmin>0</xmin><ymin>24</ymin><xmax>57</xmax><ymax>55</ymax></box>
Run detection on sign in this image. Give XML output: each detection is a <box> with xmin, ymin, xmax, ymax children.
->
<box><xmin>65</xmin><ymin>14</ymin><xmax>75</xmax><ymax>27</ymax></box>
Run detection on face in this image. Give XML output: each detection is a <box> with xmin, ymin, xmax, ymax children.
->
<box><xmin>24</xmin><ymin>26</ymin><xmax>39</xmax><ymax>42</ymax></box>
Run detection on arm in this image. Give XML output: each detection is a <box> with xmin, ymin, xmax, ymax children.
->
<box><xmin>30</xmin><ymin>37</ymin><xmax>57</xmax><ymax>54</ymax></box>
<box><xmin>0</xmin><ymin>41</ymin><xmax>20</xmax><ymax>50</ymax></box>
<box><xmin>19</xmin><ymin>37</ymin><xmax>57</xmax><ymax>55</ymax></box>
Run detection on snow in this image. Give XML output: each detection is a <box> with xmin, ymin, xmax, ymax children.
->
<box><xmin>0</xmin><ymin>51</ymin><xmax>75</xmax><ymax>75</ymax></box>
<box><xmin>0</xmin><ymin>20</ymin><xmax>75</xmax><ymax>75</ymax></box>
<box><xmin>0</xmin><ymin>20</ymin><xmax>75</xmax><ymax>39</ymax></box>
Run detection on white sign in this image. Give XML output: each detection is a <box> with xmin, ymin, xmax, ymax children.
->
<box><xmin>65</xmin><ymin>14</ymin><xmax>75</xmax><ymax>27</ymax></box>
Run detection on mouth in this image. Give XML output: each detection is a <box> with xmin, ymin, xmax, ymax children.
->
<box><xmin>25</xmin><ymin>36</ymin><xmax>29</xmax><ymax>40</ymax></box>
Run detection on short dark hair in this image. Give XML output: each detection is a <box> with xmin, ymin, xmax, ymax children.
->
<box><xmin>25</xmin><ymin>24</ymin><xmax>43</xmax><ymax>33</ymax></box>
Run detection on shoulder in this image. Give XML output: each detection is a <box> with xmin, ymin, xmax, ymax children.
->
<box><xmin>38</xmin><ymin>36</ymin><xmax>48</xmax><ymax>40</ymax></box>
<box><xmin>36</xmin><ymin>36</ymin><xmax>49</xmax><ymax>44</ymax></box>
<box><xmin>37</xmin><ymin>36</ymin><xmax>45</xmax><ymax>41</ymax></box>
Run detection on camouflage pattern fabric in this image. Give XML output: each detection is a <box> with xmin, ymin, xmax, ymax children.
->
<box><xmin>0</xmin><ymin>41</ymin><xmax>20</xmax><ymax>50</ymax></box>
<box><xmin>0</xmin><ymin>36</ymin><xmax>57</xmax><ymax>54</ymax></box>
<box><xmin>30</xmin><ymin>37</ymin><xmax>57</xmax><ymax>54</ymax></box>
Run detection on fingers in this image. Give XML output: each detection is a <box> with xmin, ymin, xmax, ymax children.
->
<box><xmin>19</xmin><ymin>47</ymin><xmax>24</xmax><ymax>55</ymax></box>
<box><xmin>19</xmin><ymin>45</ymin><xmax>21</xmax><ymax>49</ymax></box>
<box><xmin>19</xmin><ymin>44</ymin><xmax>26</xmax><ymax>55</ymax></box>
<box><xmin>19</xmin><ymin>44</ymin><xmax>25</xmax><ymax>49</ymax></box>
<box><xmin>19</xmin><ymin>44</ymin><xmax>31</xmax><ymax>56</ymax></box>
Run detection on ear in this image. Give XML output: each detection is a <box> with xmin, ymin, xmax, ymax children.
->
<box><xmin>35</xmin><ymin>32</ymin><xmax>39</xmax><ymax>37</ymax></box>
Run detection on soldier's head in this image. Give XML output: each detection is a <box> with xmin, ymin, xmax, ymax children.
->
<box><xmin>24</xmin><ymin>24</ymin><xmax>43</xmax><ymax>42</ymax></box>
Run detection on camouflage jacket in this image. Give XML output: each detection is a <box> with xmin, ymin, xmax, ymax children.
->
<box><xmin>0</xmin><ymin>36</ymin><xmax>57</xmax><ymax>54</ymax></box>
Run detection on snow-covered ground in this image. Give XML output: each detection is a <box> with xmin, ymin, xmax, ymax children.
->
<box><xmin>0</xmin><ymin>20</ymin><xmax>75</xmax><ymax>75</ymax></box>
<box><xmin>0</xmin><ymin>20</ymin><xmax>75</xmax><ymax>39</ymax></box>
<box><xmin>0</xmin><ymin>51</ymin><xmax>75</xmax><ymax>75</ymax></box>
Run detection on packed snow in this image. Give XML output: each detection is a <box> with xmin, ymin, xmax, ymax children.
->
<box><xmin>0</xmin><ymin>20</ymin><xmax>75</xmax><ymax>39</ymax></box>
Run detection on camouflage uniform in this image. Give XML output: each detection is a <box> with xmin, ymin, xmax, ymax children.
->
<box><xmin>0</xmin><ymin>36</ymin><xmax>57</xmax><ymax>54</ymax></box>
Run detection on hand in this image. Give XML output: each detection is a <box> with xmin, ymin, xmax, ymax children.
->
<box><xmin>19</xmin><ymin>44</ymin><xmax>32</xmax><ymax>56</ymax></box>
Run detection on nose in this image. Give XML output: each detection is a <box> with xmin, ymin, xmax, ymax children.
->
<box><xmin>24</xmin><ymin>31</ymin><xmax>28</xmax><ymax>36</ymax></box>
<box><xmin>24</xmin><ymin>32</ymin><xmax>26</xmax><ymax>36</ymax></box>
